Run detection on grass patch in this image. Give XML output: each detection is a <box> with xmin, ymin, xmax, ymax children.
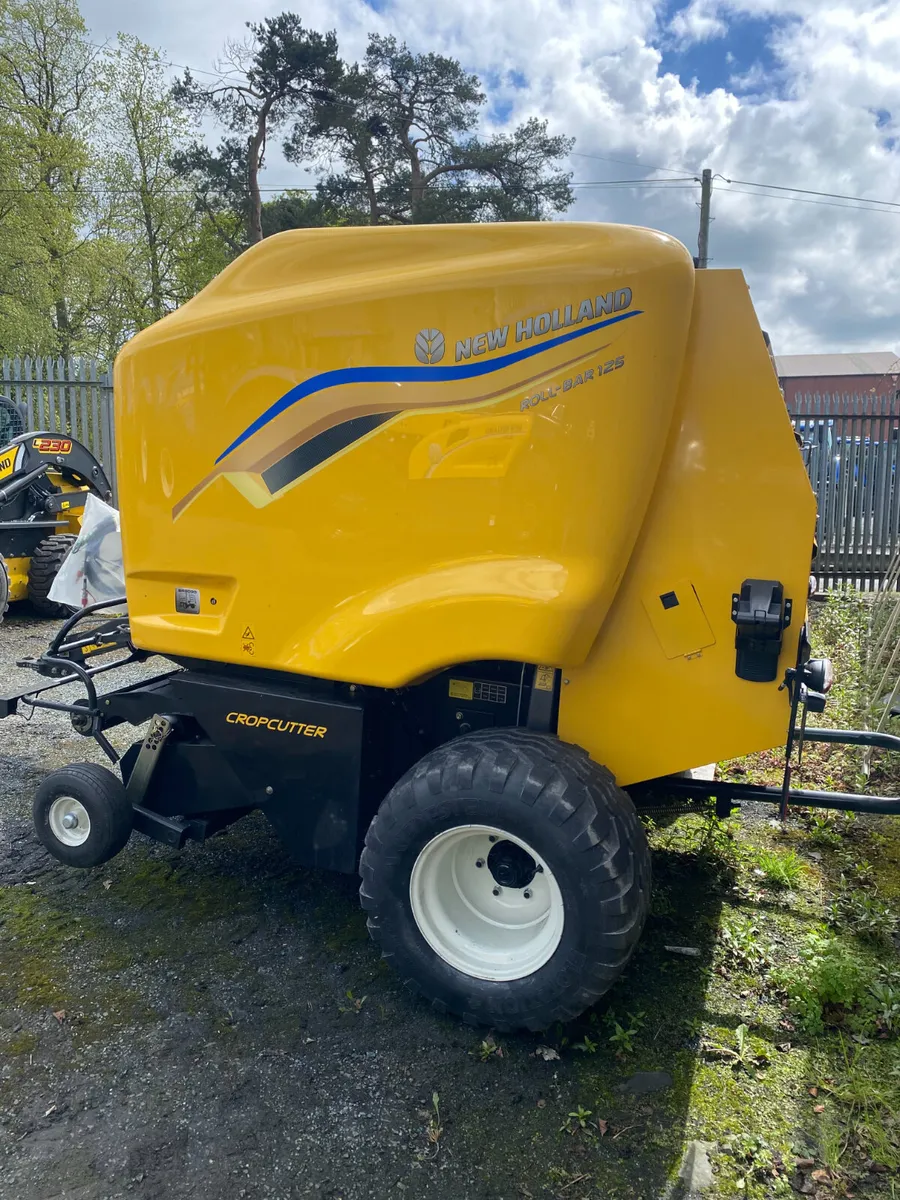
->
<box><xmin>753</xmin><ymin>847</ymin><xmax>806</xmax><ymax>889</ymax></box>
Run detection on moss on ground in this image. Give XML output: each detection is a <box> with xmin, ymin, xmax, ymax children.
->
<box><xmin>0</xmin><ymin>594</ymin><xmax>897</xmax><ymax>1199</ymax></box>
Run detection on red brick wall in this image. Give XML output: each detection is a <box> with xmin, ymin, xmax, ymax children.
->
<box><xmin>781</xmin><ymin>374</ymin><xmax>898</xmax><ymax>411</ymax></box>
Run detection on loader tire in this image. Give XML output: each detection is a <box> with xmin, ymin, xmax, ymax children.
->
<box><xmin>33</xmin><ymin>763</ymin><xmax>132</xmax><ymax>868</ymax></box>
<box><xmin>0</xmin><ymin>554</ymin><xmax>8</xmax><ymax>625</ymax></box>
<box><xmin>28</xmin><ymin>534</ymin><xmax>76</xmax><ymax>617</ymax></box>
<box><xmin>359</xmin><ymin>731</ymin><xmax>651</xmax><ymax>1032</ymax></box>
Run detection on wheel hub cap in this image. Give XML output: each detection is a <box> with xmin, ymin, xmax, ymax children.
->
<box><xmin>487</xmin><ymin>839</ymin><xmax>537</xmax><ymax>890</ymax></box>
<box><xmin>409</xmin><ymin>824</ymin><xmax>565</xmax><ymax>981</ymax></box>
<box><xmin>48</xmin><ymin>796</ymin><xmax>91</xmax><ymax>847</ymax></box>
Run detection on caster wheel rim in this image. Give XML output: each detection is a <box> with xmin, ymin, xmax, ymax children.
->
<box><xmin>409</xmin><ymin>824</ymin><xmax>565</xmax><ymax>981</ymax></box>
<box><xmin>48</xmin><ymin>795</ymin><xmax>91</xmax><ymax>847</ymax></box>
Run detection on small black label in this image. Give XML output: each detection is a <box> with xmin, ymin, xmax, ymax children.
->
<box><xmin>660</xmin><ymin>591</ymin><xmax>679</xmax><ymax>610</ymax></box>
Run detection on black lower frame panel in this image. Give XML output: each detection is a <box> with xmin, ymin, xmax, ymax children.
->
<box><xmin>107</xmin><ymin>670</ymin><xmax>369</xmax><ymax>873</ymax></box>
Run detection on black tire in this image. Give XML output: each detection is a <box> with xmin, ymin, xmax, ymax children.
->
<box><xmin>28</xmin><ymin>534</ymin><xmax>76</xmax><ymax>617</ymax></box>
<box><xmin>33</xmin><ymin>763</ymin><xmax>132</xmax><ymax>868</ymax></box>
<box><xmin>359</xmin><ymin>731</ymin><xmax>651</xmax><ymax>1031</ymax></box>
<box><xmin>0</xmin><ymin>553</ymin><xmax>8</xmax><ymax>625</ymax></box>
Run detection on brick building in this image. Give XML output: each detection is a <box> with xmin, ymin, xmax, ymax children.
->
<box><xmin>776</xmin><ymin>351</ymin><xmax>900</xmax><ymax>411</ymax></box>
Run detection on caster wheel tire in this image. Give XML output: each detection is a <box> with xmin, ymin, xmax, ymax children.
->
<box><xmin>359</xmin><ymin>731</ymin><xmax>651</xmax><ymax>1032</ymax></box>
<box><xmin>33</xmin><ymin>763</ymin><xmax>132</xmax><ymax>868</ymax></box>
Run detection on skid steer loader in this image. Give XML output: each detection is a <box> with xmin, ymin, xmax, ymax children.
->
<box><xmin>3</xmin><ymin>222</ymin><xmax>898</xmax><ymax>1032</ymax></box>
<box><xmin>0</xmin><ymin>396</ymin><xmax>113</xmax><ymax>623</ymax></box>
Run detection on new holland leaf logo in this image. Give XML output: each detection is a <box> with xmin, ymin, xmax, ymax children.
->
<box><xmin>414</xmin><ymin>328</ymin><xmax>445</xmax><ymax>365</ymax></box>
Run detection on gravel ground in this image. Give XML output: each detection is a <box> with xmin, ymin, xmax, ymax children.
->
<box><xmin>0</xmin><ymin>611</ymin><xmax>722</xmax><ymax>1200</ymax></box>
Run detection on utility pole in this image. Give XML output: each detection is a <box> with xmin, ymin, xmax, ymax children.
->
<box><xmin>697</xmin><ymin>168</ymin><xmax>712</xmax><ymax>268</ymax></box>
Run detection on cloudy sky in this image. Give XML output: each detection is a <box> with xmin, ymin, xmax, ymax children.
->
<box><xmin>79</xmin><ymin>0</ymin><xmax>899</xmax><ymax>355</ymax></box>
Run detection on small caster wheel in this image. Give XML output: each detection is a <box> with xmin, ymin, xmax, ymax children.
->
<box><xmin>33</xmin><ymin>763</ymin><xmax>132</xmax><ymax>868</ymax></box>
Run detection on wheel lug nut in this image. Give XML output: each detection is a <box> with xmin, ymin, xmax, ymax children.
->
<box><xmin>489</xmin><ymin>836</ymin><xmax>497</xmax><ymax>843</ymax></box>
<box><xmin>524</xmin><ymin>890</ymin><xmax>532</xmax><ymax>899</ymax></box>
<box><xmin>492</xmin><ymin>886</ymin><xmax>501</xmax><ymax>896</ymax></box>
<box><xmin>475</xmin><ymin>859</ymin><xmax>484</xmax><ymax>868</ymax></box>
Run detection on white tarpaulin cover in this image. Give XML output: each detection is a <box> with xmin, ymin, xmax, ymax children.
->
<box><xmin>48</xmin><ymin>493</ymin><xmax>124</xmax><ymax>608</ymax></box>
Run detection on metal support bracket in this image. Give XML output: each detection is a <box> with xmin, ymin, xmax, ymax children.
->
<box><xmin>125</xmin><ymin>714</ymin><xmax>176</xmax><ymax>806</ymax></box>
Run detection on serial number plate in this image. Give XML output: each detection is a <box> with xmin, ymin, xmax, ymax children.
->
<box><xmin>175</xmin><ymin>587</ymin><xmax>200</xmax><ymax>614</ymax></box>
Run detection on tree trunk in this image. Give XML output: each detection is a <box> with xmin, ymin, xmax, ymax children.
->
<box><xmin>140</xmin><ymin>191</ymin><xmax>164</xmax><ymax>324</ymax></box>
<box><xmin>408</xmin><ymin>153</ymin><xmax>426</xmax><ymax>223</ymax></box>
<box><xmin>247</xmin><ymin>104</ymin><xmax>271</xmax><ymax>245</ymax></box>
<box><xmin>54</xmin><ymin>295</ymin><xmax>72</xmax><ymax>358</ymax></box>
<box><xmin>363</xmin><ymin>167</ymin><xmax>379</xmax><ymax>225</ymax></box>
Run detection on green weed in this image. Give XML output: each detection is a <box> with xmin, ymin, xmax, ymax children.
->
<box><xmin>719</xmin><ymin>913</ymin><xmax>771</xmax><ymax>971</ymax></box>
<box><xmin>827</xmin><ymin>887</ymin><xmax>897</xmax><ymax>945</ymax></box>
<box><xmin>719</xmin><ymin>1133</ymin><xmax>789</xmax><ymax>1194</ymax></box>
<box><xmin>868</xmin><ymin>975</ymin><xmax>900</xmax><ymax>1035</ymax></box>
<box><xmin>821</xmin><ymin>1040</ymin><xmax>900</xmax><ymax>1173</ymax></box>
<box><xmin>773</xmin><ymin>932</ymin><xmax>874</xmax><ymax>1034</ymax></box>
<box><xmin>560</xmin><ymin>1105</ymin><xmax>593</xmax><ymax>1136</ymax></box>
<box><xmin>337</xmin><ymin>989</ymin><xmax>367</xmax><ymax>1014</ymax></box>
<box><xmin>571</xmin><ymin>1034</ymin><xmax>598</xmax><ymax>1055</ymax></box>
<box><xmin>753</xmin><ymin>848</ymin><xmax>805</xmax><ymax>890</ymax></box>
<box><xmin>804</xmin><ymin>812</ymin><xmax>844</xmax><ymax>849</ymax></box>
<box><xmin>472</xmin><ymin>1036</ymin><xmax>503</xmax><ymax>1061</ymax></box>
<box><xmin>604</xmin><ymin>1009</ymin><xmax>645</xmax><ymax>1056</ymax></box>
<box><xmin>656</xmin><ymin>813</ymin><xmax>742</xmax><ymax>878</ymax></box>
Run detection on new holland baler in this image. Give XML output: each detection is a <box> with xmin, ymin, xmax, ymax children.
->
<box><xmin>5</xmin><ymin>222</ymin><xmax>898</xmax><ymax>1031</ymax></box>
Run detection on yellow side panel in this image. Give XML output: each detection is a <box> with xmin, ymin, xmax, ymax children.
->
<box><xmin>115</xmin><ymin>223</ymin><xmax>696</xmax><ymax>683</ymax></box>
<box><xmin>558</xmin><ymin>270</ymin><xmax>817</xmax><ymax>785</ymax></box>
<box><xmin>5</xmin><ymin>556</ymin><xmax>29</xmax><ymax>602</ymax></box>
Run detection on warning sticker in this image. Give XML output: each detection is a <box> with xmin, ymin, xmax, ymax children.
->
<box><xmin>242</xmin><ymin>625</ymin><xmax>255</xmax><ymax>640</ymax></box>
<box><xmin>448</xmin><ymin>678</ymin><xmax>474</xmax><ymax>701</ymax></box>
<box><xmin>534</xmin><ymin>665</ymin><xmax>556</xmax><ymax>692</ymax></box>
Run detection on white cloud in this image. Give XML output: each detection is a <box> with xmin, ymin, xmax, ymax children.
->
<box><xmin>668</xmin><ymin>0</ymin><xmax>729</xmax><ymax>45</ymax></box>
<box><xmin>77</xmin><ymin>0</ymin><xmax>900</xmax><ymax>354</ymax></box>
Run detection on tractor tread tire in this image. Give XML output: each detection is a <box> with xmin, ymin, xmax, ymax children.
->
<box><xmin>359</xmin><ymin>730</ymin><xmax>651</xmax><ymax>1032</ymax></box>
<box><xmin>28</xmin><ymin>534</ymin><xmax>76</xmax><ymax>617</ymax></box>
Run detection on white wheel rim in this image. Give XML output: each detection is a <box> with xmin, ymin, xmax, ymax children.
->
<box><xmin>409</xmin><ymin>824</ymin><xmax>565</xmax><ymax>981</ymax></box>
<box><xmin>48</xmin><ymin>796</ymin><xmax>91</xmax><ymax>847</ymax></box>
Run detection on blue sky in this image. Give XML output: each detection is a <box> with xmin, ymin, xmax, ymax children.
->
<box><xmin>659</xmin><ymin>9</ymin><xmax>788</xmax><ymax>96</ymax></box>
<box><xmin>78</xmin><ymin>0</ymin><xmax>900</xmax><ymax>354</ymax></box>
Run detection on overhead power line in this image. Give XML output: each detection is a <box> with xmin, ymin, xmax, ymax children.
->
<box><xmin>719</xmin><ymin>184</ymin><xmax>900</xmax><ymax>216</ymax></box>
<box><xmin>570</xmin><ymin>149</ymin><xmax>699</xmax><ymax>177</ymax></box>
<box><xmin>85</xmin><ymin>39</ymin><xmax>236</xmax><ymax>81</ymax></box>
<box><xmin>719</xmin><ymin>175</ymin><xmax>900</xmax><ymax>210</ymax></box>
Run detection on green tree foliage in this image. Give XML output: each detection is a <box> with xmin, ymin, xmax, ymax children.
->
<box><xmin>260</xmin><ymin>189</ymin><xmax>348</xmax><ymax>235</ymax></box>
<box><xmin>0</xmin><ymin>0</ymin><xmax>100</xmax><ymax>355</ymax></box>
<box><xmin>88</xmin><ymin>33</ymin><xmax>232</xmax><ymax>355</ymax></box>
<box><xmin>172</xmin><ymin>13</ymin><xmax>342</xmax><ymax>246</ymax></box>
<box><xmin>0</xmin><ymin>3</ymin><xmax>576</xmax><ymax>356</ymax></box>
<box><xmin>286</xmin><ymin>35</ymin><xmax>574</xmax><ymax>225</ymax></box>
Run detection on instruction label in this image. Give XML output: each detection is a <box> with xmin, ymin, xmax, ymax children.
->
<box><xmin>534</xmin><ymin>666</ymin><xmax>556</xmax><ymax>692</ymax></box>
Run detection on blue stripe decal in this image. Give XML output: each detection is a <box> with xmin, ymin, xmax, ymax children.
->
<box><xmin>216</xmin><ymin>307</ymin><xmax>643</xmax><ymax>463</ymax></box>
